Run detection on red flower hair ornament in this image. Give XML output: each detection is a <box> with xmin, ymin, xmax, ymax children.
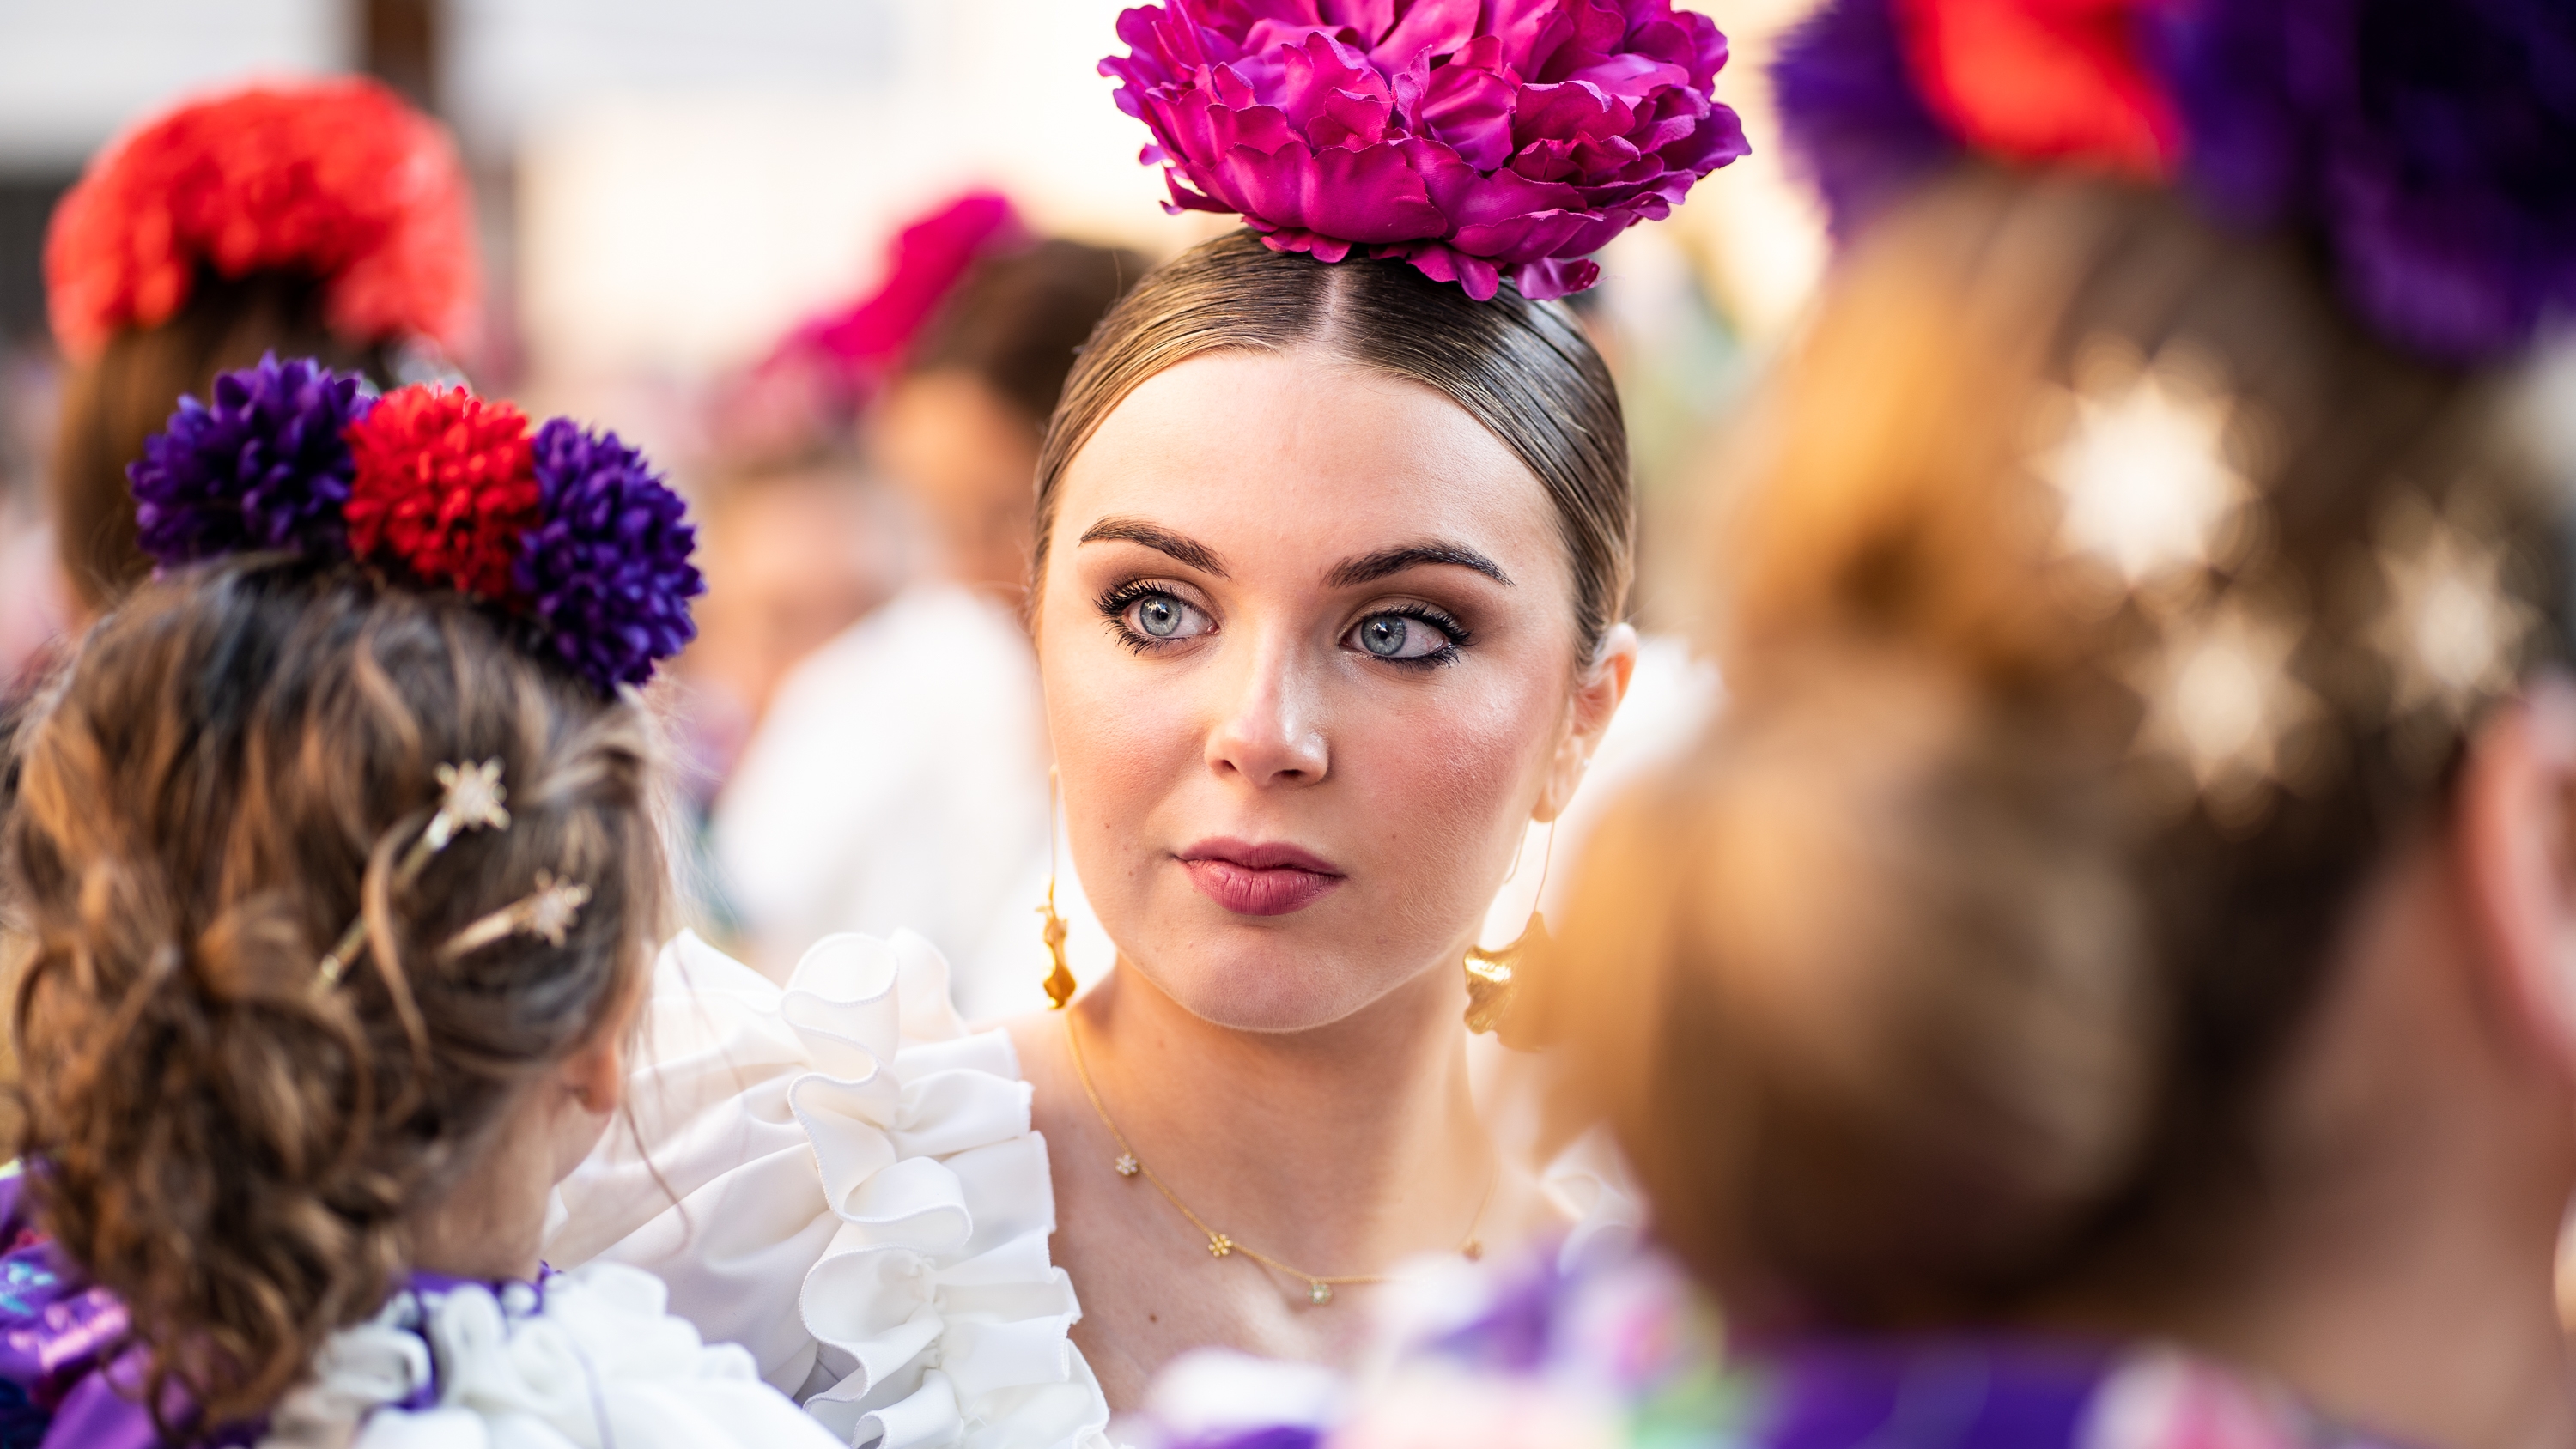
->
<box><xmin>344</xmin><ymin>387</ymin><xmax>540</xmax><ymax>601</ymax></box>
<box><xmin>1893</xmin><ymin>0</ymin><xmax>2179</xmax><ymax>179</ymax></box>
<box><xmin>45</xmin><ymin>77</ymin><xmax>478</xmax><ymax>359</ymax></box>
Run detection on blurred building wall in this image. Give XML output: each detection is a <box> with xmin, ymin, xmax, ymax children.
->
<box><xmin>0</xmin><ymin>0</ymin><xmax>350</xmax><ymax>168</ymax></box>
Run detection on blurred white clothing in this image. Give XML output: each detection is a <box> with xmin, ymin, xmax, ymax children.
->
<box><xmin>712</xmin><ymin>582</ymin><xmax>1050</xmax><ymax>1010</ymax></box>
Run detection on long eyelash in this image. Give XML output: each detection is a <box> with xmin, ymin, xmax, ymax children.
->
<box><xmin>1096</xmin><ymin>579</ymin><xmax>1192</xmax><ymax>655</ymax></box>
<box><xmin>1364</xmin><ymin>603</ymin><xmax>1471</xmax><ymax>670</ymax></box>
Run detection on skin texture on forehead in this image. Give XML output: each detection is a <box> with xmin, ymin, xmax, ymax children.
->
<box><xmin>1036</xmin><ymin>347</ymin><xmax>1596</xmax><ymax>1031</ymax></box>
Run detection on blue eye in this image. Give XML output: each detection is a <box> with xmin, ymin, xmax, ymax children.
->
<box><xmin>1348</xmin><ymin>610</ymin><xmax>1461</xmax><ymax>664</ymax></box>
<box><xmin>1102</xmin><ymin>585</ymin><xmax>1212</xmax><ymax>649</ymax></box>
<box><xmin>1137</xmin><ymin>596</ymin><xmax>1187</xmax><ymax>637</ymax></box>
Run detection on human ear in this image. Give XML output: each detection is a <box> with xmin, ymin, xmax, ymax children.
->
<box><xmin>1537</xmin><ymin>622</ymin><xmax>1641</xmax><ymax>822</ymax></box>
<box><xmin>2456</xmin><ymin>674</ymin><xmax>2576</xmax><ymax>1078</ymax></box>
<box><xmin>562</xmin><ymin>1029</ymin><xmax>625</xmax><ymax>1119</ymax></box>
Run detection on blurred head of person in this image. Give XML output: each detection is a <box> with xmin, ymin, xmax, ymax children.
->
<box><xmin>683</xmin><ymin>448</ymin><xmax>911</xmax><ymax>731</ymax></box>
<box><xmin>875</xmin><ymin>237</ymin><xmax>1145</xmax><ymax>605</ymax></box>
<box><xmin>43</xmin><ymin>77</ymin><xmax>477</xmax><ymax>616</ymax></box>
<box><xmin>2</xmin><ymin>358</ymin><xmax>695</xmax><ymax>1436</ymax></box>
<box><xmin>1532</xmin><ymin>3</ymin><xmax>2576</xmax><ymax>1440</ymax></box>
<box><xmin>7</xmin><ymin>556</ymin><xmax>666</xmax><ymax>1434</ymax></box>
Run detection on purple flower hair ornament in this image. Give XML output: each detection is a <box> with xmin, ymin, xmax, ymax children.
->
<box><xmin>1102</xmin><ymin>0</ymin><xmax>1750</xmax><ymax>301</ymax></box>
<box><xmin>127</xmin><ymin>353</ymin><xmax>373</xmax><ymax>567</ymax></box>
<box><xmin>129</xmin><ymin>359</ymin><xmax>706</xmax><ymax>697</ymax></box>
<box><xmin>2156</xmin><ymin>0</ymin><xmax>2576</xmax><ymax>364</ymax></box>
<box><xmin>516</xmin><ymin>418</ymin><xmax>707</xmax><ymax>693</ymax></box>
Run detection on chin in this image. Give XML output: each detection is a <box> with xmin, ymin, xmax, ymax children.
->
<box><xmin>1144</xmin><ymin>936</ymin><xmax>1417</xmax><ymax>1033</ymax></box>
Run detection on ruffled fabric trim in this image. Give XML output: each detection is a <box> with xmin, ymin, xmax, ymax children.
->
<box><xmin>547</xmin><ymin>931</ymin><xmax>1111</xmax><ymax>1449</ymax></box>
<box><xmin>259</xmin><ymin>1263</ymin><xmax>842</xmax><ymax>1449</ymax></box>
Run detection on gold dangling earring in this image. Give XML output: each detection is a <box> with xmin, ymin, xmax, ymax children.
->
<box><xmin>1040</xmin><ymin>767</ymin><xmax>1078</xmax><ymax>1009</ymax></box>
<box><xmin>1465</xmin><ymin>821</ymin><xmax>1554</xmax><ymax>1038</ymax></box>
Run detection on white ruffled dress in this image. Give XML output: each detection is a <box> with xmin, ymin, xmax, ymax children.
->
<box><xmin>545</xmin><ymin>931</ymin><xmax>1111</xmax><ymax>1449</ymax></box>
<box><xmin>545</xmin><ymin>931</ymin><xmax>1637</xmax><ymax>1449</ymax></box>
<box><xmin>264</xmin><ymin>1264</ymin><xmax>848</xmax><ymax>1449</ymax></box>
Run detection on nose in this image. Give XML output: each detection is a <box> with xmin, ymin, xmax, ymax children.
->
<box><xmin>1205</xmin><ymin>628</ymin><xmax>1329</xmax><ymax>789</ymax></box>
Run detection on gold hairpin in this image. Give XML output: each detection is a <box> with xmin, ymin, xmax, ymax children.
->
<box><xmin>2124</xmin><ymin>591</ymin><xmax>2323</xmax><ymax>825</ymax></box>
<box><xmin>438</xmin><ymin>871</ymin><xmax>592</xmax><ymax>963</ymax></box>
<box><xmin>2365</xmin><ymin>494</ymin><xmax>2537</xmax><ymax>728</ymax></box>
<box><xmin>316</xmin><ymin>759</ymin><xmax>513</xmax><ymax>988</ymax></box>
<box><xmin>2039</xmin><ymin>343</ymin><xmax>2253</xmax><ymax>588</ymax></box>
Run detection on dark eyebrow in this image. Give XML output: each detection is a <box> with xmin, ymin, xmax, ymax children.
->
<box><xmin>1078</xmin><ymin>517</ymin><xmax>1230</xmax><ymax>578</ymax></box>
<box><xmin>1327</xmin><ymin>542</ymin><xmax>1513</xmax><ymax>590</ymax></box>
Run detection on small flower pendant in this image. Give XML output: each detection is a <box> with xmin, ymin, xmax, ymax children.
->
<box><xmin>1114</xmin><ymin>1154</ymin><xmax>1140</xmax><ymax>1177</ymax></box>
<box><xmin>1207</xmin><ymin>1234</ymin><xmax>1235</xmax><ymax>1258</ymax></box>
<box><xmin>1308</xmin><ymin>1281</ymin><xmax>1334</xmax><ymax>1306</ymax></box>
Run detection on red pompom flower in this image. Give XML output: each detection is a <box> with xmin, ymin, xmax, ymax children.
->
<box><xmin>345</xmin><ymin>385</ymin><xmax>538</xmax><ymax>600</ymax></box>
<box><xmin>1892</xmin><ymin>0</ymin><xmax>2179</xmax><ymax>180</ymax></box>
<box><xmin>44</xmin><ymin>77</ymin><xmax>478</xmax><ymax>358</ymax></box>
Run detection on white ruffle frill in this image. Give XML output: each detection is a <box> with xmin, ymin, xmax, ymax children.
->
<box><xmin>544</xmin><ymin>931</ymin><xmax>1111</xmax><ymax>1449</ymax></box>
<box><xmin>258</xmin><ymin>1262</ymin><xmax>842</xmax><ymax>1449</ymax></box>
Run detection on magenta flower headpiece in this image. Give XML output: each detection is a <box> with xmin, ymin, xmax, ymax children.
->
<box><xmin>1103</xmin><ymin>0</ymin><xmax>1748</xmax><ymax>301</ymax></box>
<box><xmin>128</xmin><ymin>355</ymin><xmax>704</xmax><ymax>695</ymax></box>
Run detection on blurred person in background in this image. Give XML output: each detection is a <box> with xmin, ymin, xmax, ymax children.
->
<box><xmin>1139</xmin><ymin>3</ymin><xmax>2576</xmax><ymax>1449</ymax></box>
<box><xmin>0</xmin><ymin>352</ymin><xmax>67</xmax><ymax>700</ymax></box>
<box><xmin>708</xmin><ymin>192</ymin><xmax>1143</xmax><ymax>1007</ymax></box>
<box><xmin>670</xmin><ymin>449</ymin><xmax>911</xmax><ymax>803</ymax></box>
<box><xmin>40</xmin><ymin>76</ymin><xmax>478</xmax><ymax>621</ymax></box>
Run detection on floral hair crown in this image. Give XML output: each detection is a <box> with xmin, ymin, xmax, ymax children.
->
<box><xmin>1101</xmin><ymin>0</ymin><xmax>1749</xmax><ymax>302</ymax></box>
<box><xmin>46</xmin><ymin>77</ymin><xmax>477</xmax><ymax>359</ymax></box>
<box><xmin>1770</xmin><ymin>0</ymin><xmax>2576</xmax><ymax>365</ymax></box>
<box><xmin>129</xmin><ymin>355</ymin><xmax>704</xmax><ymax>696</ymax></box>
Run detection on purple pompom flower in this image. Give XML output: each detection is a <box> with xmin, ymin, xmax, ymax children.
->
<box><xmin>2159</xmin><ymin>0</ymin><xmax>2576</xmax><ymax>363</ymax></box>
<box><xmin>1769</xmin><ymin>0</ymin><xmax>1959</xmax><ymax>244</ymax></box>
<box><xmin>125</xmin><ymin>354</ymin><xmax>372</xmax><ymax>567</ymax></box>
<box><xmin>1102</xmin><ymin>0</ymin><xmax>1748</xmax><ymax>300</ymax></box>
<box><xmin>515</xmin><ymin>418</ymin><xmax>705</xmax><ymax>695</ymax></box>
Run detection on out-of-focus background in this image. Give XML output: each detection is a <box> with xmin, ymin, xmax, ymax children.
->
<box><xmin>0</xmin><ymin>0</ymin><xmax>1828</xmax><ymax>1015</ymax></box>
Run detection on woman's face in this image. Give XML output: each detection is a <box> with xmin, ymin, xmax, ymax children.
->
<box><xmin>1038</xmin><ymin>349</ymin><xmax>1627</xmax><ymax>1030</ymax></box>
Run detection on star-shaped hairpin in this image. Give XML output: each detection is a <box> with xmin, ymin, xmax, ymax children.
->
<box><xmin>2365</xmin><ymin>497</ymin><xmax>2537</xmax><ymax>726</ymax></box>
<box><xmin>437</xmin><ymin>868</ymin><xmax>592</xmax><ymax>962</ymax></box>
<box><xmin>427</xmin><ymin>760</ymin><xmax>510</xmax><ymax>852</ymax></box>
<box><xmin>2040</xmin><ymin>348</ymin><xmax>2252</xmax><ymax>587</ymax></box>
<box><xmin>2127</xmin><ymin>594</ymin><xmax>2323</xmax><ymax>819</ymax></box>
<box><xmin>521</xmin><ymin>872</ymin><xmax>592</xmax><ymax>947</ymax></box>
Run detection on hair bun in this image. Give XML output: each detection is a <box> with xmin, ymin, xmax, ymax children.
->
<box><xmin>1101</xmin><ymin>0</ymin><xmax>1749</xmax><ymax>300</ymax></box>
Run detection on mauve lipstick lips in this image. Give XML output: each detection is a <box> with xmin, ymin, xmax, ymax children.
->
<box><xmin>1176</xmin><ymin>838</ymin><xmax>1346</xmax><ymax>917</ymax></box>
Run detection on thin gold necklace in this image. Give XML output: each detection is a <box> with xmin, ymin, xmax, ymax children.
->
<box><xmin>1064</xmin><ymin>1010</ymin><xmax>1495</xmax><ymax>1306</ymax></box>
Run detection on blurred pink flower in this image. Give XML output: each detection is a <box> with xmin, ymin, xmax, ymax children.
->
<box><xmin>1103</xmin><ymin>0</ymin><xmax>1747</xmax><ymax>300</ymax></box>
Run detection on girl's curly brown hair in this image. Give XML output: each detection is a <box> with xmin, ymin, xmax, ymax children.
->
<box><xmin>1</xmin><ymin>554</ymin><xmax>668</xmax><ymax>1433</ymax></box>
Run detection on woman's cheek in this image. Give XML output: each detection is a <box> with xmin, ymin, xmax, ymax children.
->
<box><xmin>1045</xmin><ymin>638</ymin><xmax>1196</xmax><ymax>884</ymax></box>
<box><xmin>1345</xmin><ymin>675</ymin><xmax>1549</xmax><ymax>897</ymax></box>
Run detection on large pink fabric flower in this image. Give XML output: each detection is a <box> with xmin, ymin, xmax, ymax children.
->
<box><xmin>1103</xmin><ymin>0</ymin><xmax>1747</xmax><ymax>300</ymax></box>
